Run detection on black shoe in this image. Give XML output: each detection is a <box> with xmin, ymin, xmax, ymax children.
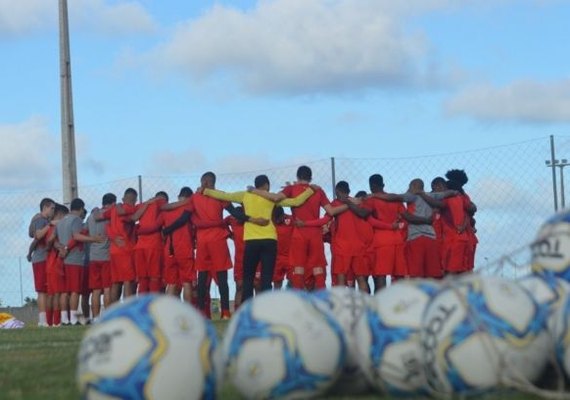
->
<box><xmin>62</xmin><ymin>322</ymin><xmax>71</xmax><ymax>326</ymax></box>
<box><xmin>74</xmin><ymin>321</ymin><xmax>82</xmax><ymax>326</ymax></box>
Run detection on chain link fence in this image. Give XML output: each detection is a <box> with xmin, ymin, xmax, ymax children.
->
<box><xmin>1</xmin><ymin>136</ymin><xmax>567</xmax><ymax>306</ymax></box>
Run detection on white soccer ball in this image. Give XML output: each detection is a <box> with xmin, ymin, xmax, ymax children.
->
<box><xmin>77</xmin><ymin>294</ymin><xmax>218</xmax><ymax>400</ymax></box>
<box><xmin>518</xmin><ymin>272</ymin><xmax>570</xmax><ymax>321</ymax></box>
<box><xmin>531</xmin><ymin>211</ymin><xmax>570</xmax><ymax>282</ymax></box>
<box><xmin>313</xmin><ymin>287</ymin><xmax>370</xmax><ymax>395</ymax></box>
<box><xmin>354</xmin><ymin>279</ymin><xmax>440</xmax><ymax>396</ymax></box>
<box><xmin>421</xmin><ymin>274</ymin><xmax>551</xmax><ymax>396</ymax></box>
<box><xmin>219</xmin><ymin>290</ymin><xmax>346</xmax><ymax>399</ymax></box>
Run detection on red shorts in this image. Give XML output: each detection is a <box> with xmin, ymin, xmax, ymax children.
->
<box><xmin>110</xmin><ymin>252</ymin><xmax>135</xmax><ymax>283</ymax></box>
<box><xmin>332</xmin><ymin>254</ymin><xmax>367</xmax><ymax>276</ymax></box>
<box><xmin>47</xmin><ymin>259</ymin><xmax>66</xmax><ymax>295</ymax></box>
<box><xmin>196</xmin><ymin>239</ymin><xmax>232</xmax><ymax>272</ymax></box>
<box><xmin>32</xmin><ymin>261</ymin><xmax>47</xmax><ymax>293</ymax></box>
<box><xmin>163</xmin><ymin>254</ymin><xmax>195</xmax><ymax>285</ymax></box>
<box><xmin>273</xmin><ymin>256</ymin><xmax>290</xmax><ymax>282</ymax></box>
<box><xmin>289</xmin><ymin>231</ymin><xmax>325</xmax><ymax>269</ymax></box>
<box><xmin>134</xmin><ymin>247</ymin><xmax>163</xmax><ymax>279</ymax></box>
<box><xmin>365</xmin><ymin>250</ymin><xmax>376</xmax><ymax>276</ymax></box>
<box><xmin>64</xmin><ymin>264</ymin><xmax>84</xmax><ymax>293</ymax></box>
<box><xmin>406</xmin><ymin>236</ymin><xmax>442</xmax><ymax>278</ymax></box>
<box><xmin>373</xmin><ymin>243</ymin><xmax>407</xmax><ymax>276</ymax></box>
<box><xmin>443</xmin><ymin>239</ymin><xmax>469</xmax><ymax>273</ymax></box>
<box><xmin>89</xmin><ymin>261</ymin><xmax>111</xmax><ymax>290</ymax></box>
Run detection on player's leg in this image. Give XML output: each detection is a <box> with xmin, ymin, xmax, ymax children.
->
<box><xmin>216</xmin><ymin>270</ymin><xmax>231</xmax><ymax>319</ymax></box>
<box><xmin>259</xmin><ymin>239</ymin><xmax>277</xmax><ymax>293</ymax></box>
<box><xmin>242</xmin><ymin>240</ymin><xmax>262</xmax><ymax>303</ymax></box>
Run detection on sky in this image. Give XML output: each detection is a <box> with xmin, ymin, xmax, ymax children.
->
<box><xmin>1</xmin><ymin>0</ymin><xmax>570</xmax><ymax>191</ymax></box>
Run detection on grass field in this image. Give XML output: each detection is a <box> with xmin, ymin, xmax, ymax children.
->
<box><xmin>0</xmin><ymin>322</ymin><xmax>552</xmax><ymax>400</ymax></box>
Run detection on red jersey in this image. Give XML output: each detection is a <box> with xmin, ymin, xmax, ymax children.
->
<box><xmin>190</xmin><ymin>193</ymin><xmax>229</xmax><ymax>242</ymax></box>
<box><xmin>135</xmin><ymin>200</ymin><xmax>166</xmax><ymax>250</ymax></box>
<box><xmin>103</xmin><ymin>203</ymin><xmax>137</xmax><ymax>254</ymax></box>
<box><xmin>225</xmin><ymin>215</ymin><xmax>244</xmax><ymax>255</ymax></box>
<box><xmin>441</xmin><ymin>196</ymin><xmax>469</xmax><ymax>242</ymax></box>
<box><xmin>330</xmin><ymin>199</ymin><xmax>365</xmax><ymax>256</ymax></box>
<box><xmin>275</xmin><ymin>215</ymin><xmax>294</xmax><ymax>258</ymax></box>
<box><xmin>162</xmin><ymin>204</ymin><xmax>194</xmax><ymax>259</ymax></box>
<box><xmin>281</xmin><ymin>183</ymin><xmax>330</xmax><ymax>235</ymax></box>
<box><xmin>362</xmin><ymin>197</ymin><xmax>406</xmax><ymax>246</ymax></box>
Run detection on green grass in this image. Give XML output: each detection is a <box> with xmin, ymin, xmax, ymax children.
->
<box><xmin>0</xmin><ymin>324</ymin><xmax>551</xmax><ymax>399</ymax></box>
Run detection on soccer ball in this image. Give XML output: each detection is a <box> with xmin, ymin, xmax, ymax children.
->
<box><xmin>77</xmin><ymin>294</ymin><xmax>217</xmax><ymax>400</ymax></box>
<box><xmin>354</xmin><ymin>279</ymin><xmax>440</xmax><ymax>396</ymax></box>
<box><xmin>219</xmin><ymin>290</ymin><xmax>346</xmax><ymax>399</ymax></box>
<box><xmin>421</xmin><ymin>274</ymin><xmax>551</xmax><ymax>396</ymax></box>
<box><xmin>313</xmin><ymin>287</ymin><xmax>370</xmax><ymax>395</ymax></box>
<box><xmin>518</xmin><ymin>272</ymin><xmax>570</xmax><ymax>320</ymax></box>
<box><xmin>531</xmin><ymin>210</ymin><xmax>570</xmax><ymax>281</ymax></box>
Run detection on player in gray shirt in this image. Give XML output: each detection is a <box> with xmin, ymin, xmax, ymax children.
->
<box><xmin>86</xmin><ymin>193</ymin><xmax>115</xmax><ymax>321</ymax></box>
<box><xmin>370</xmin><ymin>178</ymin><xmax>456</xmax><ymax>278</ymax></box>
<box><xmin>28</xmin><ymin>198</ymin><xmax>56</xmax><ymax>327</ymax></box>
<box><xmin>55</xmin><ymin>198</ymin><xmax>103</xmax><ymax>325</ymax></box>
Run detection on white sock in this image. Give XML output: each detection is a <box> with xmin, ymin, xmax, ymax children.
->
<box><xmin>38</xmin><ymin>312</ymin><xmax>47</xmax><ymax>324</ymax></box>
<box><xmin>70</xmin><ymin>310</ymin><xmax>78</xmax><ymax>324</ymax></box>
<box><xmin>61</xmin><ymin>311</ymin><xmax>69</xmax><ymax>324</ymax></box>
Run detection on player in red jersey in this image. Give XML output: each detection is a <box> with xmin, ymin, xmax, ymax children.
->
<box><xmin>267</xmin><ymin>166</ymin><xmax>336</xmax><ymax>290</ymax></box>
<box><xmin>444</xmin><ymin>169</ymin><xmax>477</xmax><ymax>273</ymax></box>
<box><xmin>329</xmin><ymin>181</ymin><xmax>370</xmax><ymax>291</ymax></box>
<box><xmin>421</xmin><ymin>170</ymin><xmax>472</xmax><ymax>275</ymax></box>
<box><xmin>343</xmin><ymin>174</ymin><xmax>408</xmax><ymax>290</ymax></box>
<box><xmin>99</xmin><ymin>188</ymin><xmax>138</xmax><ymax>303</ymax></box>
<box><xmin>353</xmin><ymin>191</ymin><xmax>374</xmax><ymax>292</ymax></box>
<box><xmin>132</xmin><ymin>191</ymin><xmax>168</xmax><ymax>294</ymax></box>
<box><xmin>272</xmin><ymin>206</ymin><xmax>293</xmax><ymax>289</ymax></box>
<box><xmin>159</xmin><ymin>187</ymin><xmax>196</xmax><ymax>303</ymax></box>
<box><xmin>43</xmin><ymin>204</ymin><xmax>68</xmax><ymax>326</ymax></box>
<box><xmin>190</xmin><ymin>172</ymin><xmax>234</xmax><ymax>319</ymax></box>
<box><xmin>28</xmin><ymin>198</ymin><xmax>56</xmax><ymax>326</ymax></box>
<box><xmin>224</xmin><ymin>208</ymin><xmax>246</xmax><ymax>308</ymax></box>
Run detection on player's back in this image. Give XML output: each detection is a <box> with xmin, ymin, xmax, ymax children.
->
<box><xmin>282</xmin><ymin>183</ymin><xmax>330</xmax><ymax>222</ymax></box>
<box><xmin>190</xmin><ymin>193</ymin><xmax>228</xmax><ymax>241</ymax></box>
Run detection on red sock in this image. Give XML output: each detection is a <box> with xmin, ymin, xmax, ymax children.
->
<box><xmin>290</xmin><ymin>274</ymin><xmax>304</xmax><ymax>289</ymax></box>
<box><xmin>138</xmin><ymin>278</ymin><xmax>149</xmax><ymax>294</ymax></box>
<box><xmin>314</xmin><ymin>274</ymin><xmax>326</xmax><ymax>290</ymax></box>
<box><xmin>53</xmin><ymin>309</ymin><xmax>61</xmax><ymax>326</ymax></box>
<box><xmin>46</xmin><ymin>309</ymin><xmax>53</xmax><ymax>326</ymax></box>
<box><xmin>149</xmin><ymin>279</ymin><xmax>161</xmax><ymax>293</ymax></box>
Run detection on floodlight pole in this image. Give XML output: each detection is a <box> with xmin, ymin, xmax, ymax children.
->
<box><xmin>59</xmin><ymin>0</ymin><xmax>78</xmax><ymax>205</ymax></box>
<box><xmin>548</xmin><ymin>135</ymin><xmax>558</xmax><ymax>212</ymax></box>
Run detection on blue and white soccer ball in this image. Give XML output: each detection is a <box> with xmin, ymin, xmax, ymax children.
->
<box><xmin>518</xmin><ymin>272</ymin><xmax>570</xmax><ymax>323</ymax></box>
<box><xmin>421</xmin><ymin>274</ymin><xmax>551</xmax><ymax>396</ymax></box>
<box><xmin>77</xmin><ymin>295</ymin><xmax>217</xmax><ymax>400</ymax></box>
<box><xmin>354</xmin><ymin>279</ymin><xmax>440</xmax><ymax>396</ymax></box>
<box><xmin>219</xmin><ymin>290</ymin><xmax>346</xmax><ymax>399</ymax></box>
<box><xmin>313</xmin><ymin>287</ymin><xmax>370</xmax><ymax>395</ymax></box>
<box><xmin>531</xmin><ymin>211</ymin><xmax>570</xmax><ymax>282</ymax></box>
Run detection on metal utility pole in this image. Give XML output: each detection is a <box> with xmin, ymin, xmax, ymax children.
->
<box><xmin>59</xmin><ymin>0</ymin><xmax>78</xmax><ymax>205</ymax></box>
<box><xmin>547</xmin><ymin>135</ymin><xmax>559</xmax><ymax>212</ymax></box>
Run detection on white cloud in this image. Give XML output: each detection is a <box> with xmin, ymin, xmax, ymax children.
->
<box><xmin>148</xmin><ymin>0</ymin><xmax>459</xmax><ymax>95</ymax></box>
<box><xmin>0</xmin><ymin>117</ymin><xmax>58</xmax><ymax>189</ymax></box>
<box><xmin>0</xmin><ymin>0</ymin><xmax>155</xmax><ymax>37</ymax></box>
<box><xmin>445</xmin><ymin>79</ymin><xmax>570</xmax><ymax>123</ymax></box>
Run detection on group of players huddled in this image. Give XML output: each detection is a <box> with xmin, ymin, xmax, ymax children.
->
<box><xmin>26</xmin><ymin>165</ymin><xmax>476</xmax><ymax>327</ymax></box>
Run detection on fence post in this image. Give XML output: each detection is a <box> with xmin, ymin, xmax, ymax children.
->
<box><xmin>330</xmin><ymin>157</ymin><xmax>336</xmax><ymax>197</ymax></box>
<box><xmin>138</xmin><ymin>175</ymin><xmax>143</xmax><ymax>202</ymax></box>
<box><xmin>549</xmin><ymin>135</ymin><xmax>559</xmax><ymax>212</ymax></box>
